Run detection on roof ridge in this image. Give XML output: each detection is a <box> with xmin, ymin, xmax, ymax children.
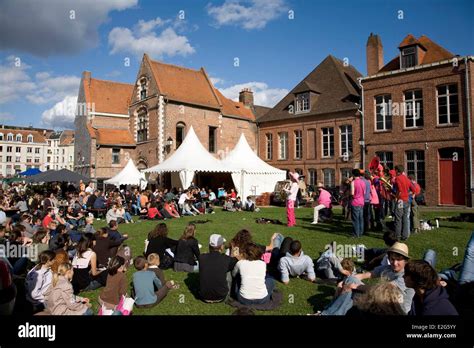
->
<box><xmin>90</xmin><ymin>77</ymin><xmax>133</xmax><ymax>87</ymax></box>
<box><xmin>201</xmin><ymin>67</ymin><xmax>222</xmax><ymax>107</ymax></box>
<box><xmin>148</xmin><ymin>56</ymin><xmax>201</xmax><ymax>73</ymax></box>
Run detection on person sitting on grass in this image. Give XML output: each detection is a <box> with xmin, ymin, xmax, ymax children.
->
<box><xmin>144</xmin><ymin>223</ymin><xmax>178</xmax><ymax>269</ymax></box>
<box><xmin>234</xmin><ymin>197</ymin><xmax>243</xmax><ymax>211</ymax></box>
<box><xmin>93</xmin><ymin>228</ymin><xmax>123</xmax><ymax>268</ymax></box>
<box><xmin>107</xmin><ymin>220</ymin><xmax>129</xmax><ymax>244</ymax></box>
<box><xmin>71</xmin><ymin>233</ymin><xmax>106</xmax><ymax>294</ymax></box>
<box><xmin>315</xmin><ymin>242</ymin><xmax>352</xmax><ymax>280</ymax></box>
<box><xmin>278</xmin><ymin>240</ymin><xmax>316</xmax><ymax>284</ymax></box>
<box><xmin>132</xmin><ymin>256</ymin><xmax>176</xmax><ymax>308</ymax></box>
<box><xmin>223</xmin><ymin>197</ymin><xmax>236</xmax><ymax>212</ymax></box>
<box><xmin>84</xmin><ymin>216</ymin><xmax>95</xmax><ymax>234</ymax></box>
<box><xmin>147</xmin><ymin>253</ymin><xmax>178</xmax><ymax>291</ymax></box>
<box><xmin>44</xmin><ymin>262</ymin><xmax>93</xmax><ymax>315</ymax></box>
<box><xmin>161</xmin><ymin>200</ymin><xmax>180</xmax><ymax>219</ymax></box>
<box><xmin>106</xmin><ymin>204</ymin><xmax>124</xmax><ymax>224</ymax></box>
<box><xmin>25</xmin><ymin>250</ymin><xmax>56</xmax><ymax>313</ymax></box>
<box><xmin>199</xmin><ymin>234</ymin><xmax>238</xmax><ymax>303</ymax></box>
<box><xmin>173</xmin><ymin>224</ymin><xmax>200</xmax><ymax>273</ymax></box>
<box><xmin>232</xmin><ymin>243</ymin><xmax>276</xmax><ymax>305</ymax></box>
<box><xmin>244</xmin><ymin>196</ymin><xmax>258</xmax><ymax>212</ymax></box>
<box><xmin>99</xmin><ymin>255</ymin><xmax>127</xmax><ymax>314</ymax></box>
<box><xmin>116</xmin><ymin>204</ymin><xmax>133</xmax><ymax>224</ymax></box>
<box><xmin>403</xmin><ymin>260</ymin><xmax>458</xmax><ymax>316</ymax></box>
<box><xmin>147</xmin><ymin>202</ymin><xmax>164</xmax><ymax>220</ymax></box>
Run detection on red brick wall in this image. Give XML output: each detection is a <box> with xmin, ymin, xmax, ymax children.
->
<box><xmin>258</xmin><ymin>110</ymin><xmax>361</xmax><ymax>186</ymax></box>
<box><xmin>363</xmin><ymin>61</ymin><xmax>472</xmax><ymax>205</ymax></box>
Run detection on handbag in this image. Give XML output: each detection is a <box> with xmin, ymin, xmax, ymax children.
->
<box><xmin>160</xmin><ymin>252</ymin><xmax>174</xmax><ymax>270</ymax></box>
<box><xmin>116</xmin><ymin>295</ymin><xmax>135</xmax><ymax>315</ymax></box>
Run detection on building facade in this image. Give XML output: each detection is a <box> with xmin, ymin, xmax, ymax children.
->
<box><xmin>257</xmin><ymin>55</ymin><xmax>363</xmax><ymax>188</ymax></box>
<box><xmin>0</xmin><ymin>127</ymin><xmax>49</xmax><ymax>177</ymax></box>
<box><xmin>361</xmin><ymin>33</ymin><xmax>474</xmax><ymax>206</ymax></box>
<box><xmin>74</xmin><ymin>72</ymin><xmax>135</xmax><ymax>184</ymax></box>
<box><xmin>46</xmin><ymin>130</ymin><xmax>75</xmax><ymax>171</ymax></box>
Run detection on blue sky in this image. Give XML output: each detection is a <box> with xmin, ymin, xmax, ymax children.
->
<box><xmin>0</xmin><ymin>0</ymin><xmax>472</xmax><ymax>129</ymax></box>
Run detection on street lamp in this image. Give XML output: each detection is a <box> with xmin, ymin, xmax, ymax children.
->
<box><xmin>163</xmin><ymin>136</ymin><xmax>173</xmax><ymax>154</ymax></box>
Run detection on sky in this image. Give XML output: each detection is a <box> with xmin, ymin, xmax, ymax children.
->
<box><xmin>0</xmin><ymin>0</ymin><xmax>473</xmax><ymax>130</ymax></box>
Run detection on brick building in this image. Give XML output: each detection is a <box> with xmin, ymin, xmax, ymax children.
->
<box><xmin>257</xmin><ymin>55</ymin><xmax>363</xmax><ymax>188</ymax></box>
<box><xmin>75</xmin><ymin>54</ymin><xmax>267</xmax><ymax>186</ymax></box>
<box><xmin>74</xmin><ymin>72</ymin><xmax>135</xmax><ymax>183</ymax></box>
<box><xmin>129</xmin><ymin>54</ymin><xmax>260</xmax><ymax>172</ymax></box>
<box><xmin>361</xmin><ymin>33</ymin><xmax>474</xmax><ymax>206</ymax></box>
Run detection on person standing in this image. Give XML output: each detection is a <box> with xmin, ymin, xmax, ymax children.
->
<box><xmin>393</xmin><ymin>165</ymin><xmax>415</xmax><ymax>241</ymax></box>
<box><xmin>284</xmin><ymin>172</ymin><xmax>300</xmax><ymax>227</ymax></box>
<box><xmin>408</xmin><ymin>175</ymin><xmax>421</xmax><ymax>234</ymax></box>
<box><xmin>311</xmin><ymin>183</ymin><xmax>331</xmax><ymax>225</ymax></box>
<box><xmin>351</xmin><ymin>169</ymin><xmax>366</xmax><ymax>238</ymax></box>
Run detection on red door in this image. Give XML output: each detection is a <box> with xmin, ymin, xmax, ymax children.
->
<box><xmin>439</xmin><ymin>157</ymin><xmax>465</xmax><ymax>205</ymax></box>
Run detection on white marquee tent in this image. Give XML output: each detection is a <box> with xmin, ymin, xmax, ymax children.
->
<box><xmin>221</xmin><ymin>133</ymin><xmax>286</xmax><ymax>198</ymax></box>
<box><xmin>104</xmin><ymin>159</ymin><xmax>147</xmax><ymax>189</ymax></box>
<box><xmin>143</xmin><ymin>126</ymin><xmax>233</xmax><ymax>188</ymax></box>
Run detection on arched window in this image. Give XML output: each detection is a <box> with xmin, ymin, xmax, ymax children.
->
<box><xmin>7</xmin><ymin>133</ymin><xmax>13</xmax><ymax>141</ymax></box>
<box><xmin>137</xmin><ymin>108</ymin><xmax>148</xmax><ymax>142</ymax></box>
<box><xmin>0</xmin><ymin>133</ymin><xmax>3</xmax><ymax>141</ymax></box>
<box><xmin>16</xmin><ymin>134</ymin><xmax>22</xmax><ymax>142</ymax></box>
<box><xmin>176</xmin><ymin>122</ymin><xmax>185</xmax><ymax>149</ymax></box>
<box><xmin>27</xmin><ymin>134</ymin><xmax>33</xmax><ymax>143</ymax></box>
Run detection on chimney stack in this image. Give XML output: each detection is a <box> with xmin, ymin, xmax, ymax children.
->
<box><xmin>239</xmin><ymin>88</ymin><xmax>254</xmax><ymax>108</ymax></box>
<box><xmin>366</xmin><ymin>33</ymin><xmax>384</xmax><ymax>76</ymax></box>
<box><xmin>82</xmin><ymin>71</ymin><xmax>91</xmax><ymax>86</ymax></box>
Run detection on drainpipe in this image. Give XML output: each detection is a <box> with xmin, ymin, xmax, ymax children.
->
<box><xmin>357</xmin><ymin>77</ymin><xmax>365</xmax><ymax>168</ymax></box>
<box><xmin>464</xmin><ymin>56</ymin><xmax>473</xmax><ymax>207</ymax></box>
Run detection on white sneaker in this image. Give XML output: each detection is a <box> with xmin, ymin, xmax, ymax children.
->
<box><xmin>311</xmin><ymin>221</ymin><xmax>318</xmax><ymax>225</ymax></box>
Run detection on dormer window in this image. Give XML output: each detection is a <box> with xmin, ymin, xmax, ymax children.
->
<box><xmin>16</xmin><ymin>134</ymin><xmax>22</xmax><ymax>142</ymax></box>
<box><xmin>0</xmin><ymin>133</ymin><xmax>3</xmax><ymax>141</ymax></box>
<box><xmin>296</xmin><ymin>92</ymin><xmax>310</xmax><ymax>113</ymax></box>
<box><xmin>139</xmin><ymin>77</ymin><xmax>147</xmax><ymax>100</ymax></box>
<box><xmin>7</xmin><ymin>133</ymin><xmax>13</xmax><ymax>141</ymax></box>
<box><xmin>27</xmin><ymin>134</ymin><xmax>33</xmax><ymax>143</ymax></box>
<box><xmin>401</xmin><ymin>46</ymin><xmax>417</xmax><ymax>68</ymax></box>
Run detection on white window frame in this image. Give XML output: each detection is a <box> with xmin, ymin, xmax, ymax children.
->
<box><xmin>323</xmin><ymin>168</ymin><xmax>335</xmax><ymax>187</ymax></box>
<box><xmin>339</xmin><ymin>125</ymin><xmax>353</xmax><ymax>157</ymax></box>
<box><xmin>278</xmin><ymin>132</ymin><xmax>288</xmax><ymax>160</ymax></box>
<box><xmin>436</xmin><ymin>84</ymin><xmax>459</xmax><ymax>125</ymax></box>
<box><xmin>27</xmin><ymin>134</ymin><xmax>33</xmax><ymax>143</ymax></box>
<box><xmin>15</xmin><ymin>134</ymin><xmax>22</xmax><ymax>142</ymax></box>
<box><xmin>375</xmin><ymin>95</ymin><xmax>392</xmax><ymax>131</ymax></box>
<box><xmin>321</xmin><ymin>127</ymin><xmax>334</xmax><ymax>158</ymax></box>
<box><xmin>294</xmin><ymin>130</ymin><xmax>303</xmax><ymax>159</ymax></box>
<box><xmin>308</xmin><ymin>169</ymin><xmax>316</xmax><ymax>186</ymax></box>
<box><xmin>295</xmin><ymin>93</ymin><xmax>310</xmax><ymax>113</ymax></box>
<box><xmin>400</xmin><ymin>46</ymin><xmax>417</xmax><ymax>69</ymax></box>
<box><xmin>266</xmin><ymin>133</ymin><xmax>273</xmax><ymax>160</ymax></box>
<box><xmin>376</xmin><ymin>151</ymin><xmax>393</xmax><ymax>169</ymax></box>
<box><xmin>405</xmin><ymin>150</ymin><xmax>425</xmax><ymax>188</ymax></box>
<box><xmin>7</xmin><ymin>133</ymin><xmax>13</xmax><ymax>141</ymax></box>
<box><xmin>112</xmin><ymin>148</ymin><xmax>120</xmax><ymax>164</ymax></box>
<box><xmin>404</xmin><ymin>90</ymin><xmax>423</xmax><ymax>129</ymax></box>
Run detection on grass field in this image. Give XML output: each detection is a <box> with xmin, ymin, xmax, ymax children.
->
<box><xmin>82</xmin><ymin>206</ymin><xmax>474</xmax><ymax>315</ymax></box>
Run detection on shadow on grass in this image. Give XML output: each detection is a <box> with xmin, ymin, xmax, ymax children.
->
<box><xmin>307</xmin><ymin>284</ymin><xmax>335</xmax><ymax>312</ymax></box>
<box><xmin>184</xmin><ymin>272</ymin><xmax>201</xmax><ymax>300</ymax></box>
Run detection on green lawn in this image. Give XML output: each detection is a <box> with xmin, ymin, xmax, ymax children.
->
<box><xmin>82</xmin><ymin>207</ymin><xmax>473</xmax><ymax>315</ymax></box>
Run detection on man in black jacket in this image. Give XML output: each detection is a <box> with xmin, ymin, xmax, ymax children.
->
<box><xmin>199</xmin><ymin>234</ymin><xmax>237</xmax><ymax>303</ymax></box>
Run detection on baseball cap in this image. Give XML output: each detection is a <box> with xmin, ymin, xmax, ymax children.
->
<box><xmin>209</xmin><ymin>234</ymin><xmax>226</xmax><ymax>248</ymax></box>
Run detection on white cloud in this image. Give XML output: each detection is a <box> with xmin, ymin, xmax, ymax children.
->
<box><xmin>0</xmin><ymin>0</ymin><xmax>138</xmax><ymax>56</ymax></box>
<box><xmin>108</xmin><ymin>17</ymin><xmax>196</xmax><ymax>58</ymax></box>
<box><xmin>210</xmin><ymin>76</ymin><xmax>224</xmax><ymax>85</ymax></box>
<box><xmin>41</xmin><ymin>95</ymin><xmax>78</xmax><ymax>129</ymax></box>
<box><xmin>207</xmin><ymin>0</ymin><xmax>288</xmax><ymax>30</ymax></box>
<box><xmin>219</xmin><ymin>81</ymin><xmax>288</xmax><ymax>107</ymax></box>
<box><xmin>0</xmin><ymin>56</ymin><xmax>80</xmax><ymax>105</ymax></box>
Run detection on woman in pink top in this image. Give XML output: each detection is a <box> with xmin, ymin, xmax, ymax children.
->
<box><xmin>312</xmin><ymin>183</ymin><xmax>332</xmax><ymax>224</ymax></box>
<box><xmin>351</xmin><ymin>169</ymin><xmax>366</xmax><ymax>237</ymax></box>
<box><xmin>284</xmin><ymin>172</ymin><xmax>300</xmax><ymax>227</ymax></box>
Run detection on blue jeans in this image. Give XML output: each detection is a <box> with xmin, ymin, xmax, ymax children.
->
<box><xmin>82</xmin><ymin>308</ymin><xmax>94</xmax><ymax>315</ymax></box>
<box><xmin>459</xmin><ymin>231</ymin><xmax>474</xmax><ymax>284</ymax></box>
<box><xmin>237</xmin><ymin>276</ymin><xmax>275</xmax><ymax>305</ymax></box>
<box><xmin>351</xmin><ymin>205</ymin><xmax>364</xmax><ymax>237</ymax></box>
<box><xmin>321</xmin><ymin>275</ymin><xmax>363</xmax><ymax>315</ymax></box>
<box><xmin>124</xmin><ymin>212</ymin><xmax>132</xmax><ymax>222</ymax></box>
<box><xmin>423</xmin><ymin>249</ymin><xmax>437</xmax><ymax>268</ymax></box>
<box><xmin>83</xmin><ymin>280</ymin><xmax>102</xmax><ymax>291</ymax></box>
<box><xmin>272</xmin><ymin>233</ymin><xmax>285</xmax><ymax>249</ymax></box>
<box><xmin>395</xmin><ymin>201</ymin><xmax>410</xmax><ymax>240</ymax></box>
